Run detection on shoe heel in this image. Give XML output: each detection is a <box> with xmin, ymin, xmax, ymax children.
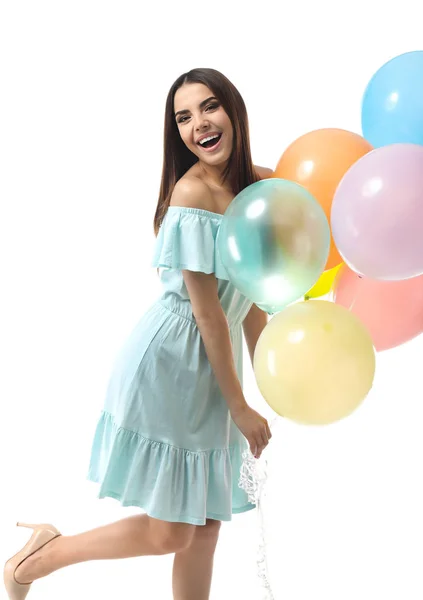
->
<box><xmin>16</xmin><ymin>522</ymin><xmax>61</xmax><ymax>535</ymax></box>
<box><xmin>16</xmin><ymin>523</ymin><xmax>36</xmax><ymax>530</ymax></box>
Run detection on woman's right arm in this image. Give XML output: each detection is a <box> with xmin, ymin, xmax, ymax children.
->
<box><xmin>182</xmin><ymin>269</ymin><xmax>246</xmax><ymax>416</ymax></box>
<box><xmin>183</xmin><ymin>269</ymin><xmax>271</xmax><ymax>459</ymax></box>
<box><xmin>169</xmin><ymin>178</ymin><xmax>272</xmax><ymax>458</ymax></box>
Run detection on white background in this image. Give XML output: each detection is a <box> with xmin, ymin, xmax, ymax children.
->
<box><xmin>1</xmin><ymin>1</ymin><xmax>423</xmax><ymax>599</ymax></box>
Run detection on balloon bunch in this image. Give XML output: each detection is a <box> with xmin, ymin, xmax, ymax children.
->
<box><xmin>218</xmin><ymin>50</ymin><xmax>423</xmax><ymax>426</ymax></box>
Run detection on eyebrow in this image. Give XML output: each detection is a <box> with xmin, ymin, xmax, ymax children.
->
<box><xmin>174</xmin><ymin>96</ymin><xmax>218</xmax><ymax>119</ymax></box>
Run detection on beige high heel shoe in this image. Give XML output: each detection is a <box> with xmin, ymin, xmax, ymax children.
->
<box><xmin>3</xmin><ymin>522</ymin><xmax>62</xmax><ymax>600</ymax></box>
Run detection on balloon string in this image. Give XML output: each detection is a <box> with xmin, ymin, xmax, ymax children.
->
<box><xmin>238</xmin><ymin>416</ymin><xmax>279</xmax><ymax>599</ymax></box>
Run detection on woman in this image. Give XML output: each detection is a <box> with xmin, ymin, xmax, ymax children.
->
<box><xmin>4</xmin><ymin>68</ymin><xmax>273</xmax><ymax>600</ymax></box>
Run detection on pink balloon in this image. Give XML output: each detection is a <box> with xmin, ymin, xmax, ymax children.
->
<box><xmin>333</xmin><ymin>265</ymin><xmax>423</xmax><ymax>351</ymax></box>
<box><xmin>331</xmin><ymin>143</ymin><xmax>423</xmax><ymax>280</ymax></box>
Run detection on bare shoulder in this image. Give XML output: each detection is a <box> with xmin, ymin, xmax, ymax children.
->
<box><xmin>255</xmin><ymin>165</ymin><xmax>274</xmax><ymax>179</ymax></box>
<box><xmin>170</xmin><ymin>175</ymin><xmax>214</xmax><ymax>211</ymax></box>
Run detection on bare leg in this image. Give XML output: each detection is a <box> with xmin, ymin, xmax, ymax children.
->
<box><xmin>172</xmin><ymin>519</ymin><xmax>221</xmax><ymax>600</ymax></box>
<box><xmin>14</xmin><ymin>514</ymin><xmax>195</xmax><ymax>584</ymax></box>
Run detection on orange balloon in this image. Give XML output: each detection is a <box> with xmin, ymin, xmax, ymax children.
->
<box><xmin>273</xmin><ymin>128</ymin><xmax>373</xmax><ymax>270</ymax></box>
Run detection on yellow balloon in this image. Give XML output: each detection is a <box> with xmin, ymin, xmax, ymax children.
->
<box><xmin>253</xmin><ymin>300</ymin><xmax>375</xmax><ymax>425</ymax></box>
<box><xmin>305</xmin><ymin>263</ymin><xmax>343</xmax><ymax>299</ymax></box>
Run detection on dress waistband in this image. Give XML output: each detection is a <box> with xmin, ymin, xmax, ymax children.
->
<box><xmin>157</xmin><ymin>299</ymin><xmax>245</xmax><ymax>329</ymax></box>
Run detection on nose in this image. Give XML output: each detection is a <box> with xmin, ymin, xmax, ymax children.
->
<box><xmin>194</xmin><ymin>113</ymin><xmax>209</xmax><ymax>131</ymax></box>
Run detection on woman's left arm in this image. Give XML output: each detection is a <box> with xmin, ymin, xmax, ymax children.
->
<box><xmin>242</xmin><ymin>165</ymin><xmax>273</xmax><ymax>363</ymax></box>
<box><xmin>243</xmin><ymin>303</ymin><xmax>268</xmax><ymax>365</ymax></box>
<box><xmin>255</xmin><ymin>165</ymin><xmax>274</xmax><ymax>179</ymax></box>
<box><xmin>242</xmin><ymin>165</ymin><xmax>273</xmax><ymax>364</ymax></box>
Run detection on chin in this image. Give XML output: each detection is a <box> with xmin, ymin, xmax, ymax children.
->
<box><xmin>199</xmin><ymin>148</ymin><xmax>232</xmax><ymax>167</ymax></box>
<box><xmin>210</xmin><ymin>155</ymin><xmax>230</xmax><ymax>167</ymax></box>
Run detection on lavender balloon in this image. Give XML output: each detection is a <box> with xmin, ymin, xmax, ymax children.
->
<box><xmin>331</xmin><ymin>143</ymin><xmax>423</xmax><ymax>281</ymax></box>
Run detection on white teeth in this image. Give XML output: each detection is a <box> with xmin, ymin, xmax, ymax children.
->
<box><xmin>199</xmin><ymin>134</ymin><xmax>220</xmax><ymax>146</ymax></box>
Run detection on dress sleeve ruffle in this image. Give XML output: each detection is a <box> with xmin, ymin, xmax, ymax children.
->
<box><xmin>152</xmin><ymin>206</ymin><xmax>229</xmax><ymax>281</ymax></box>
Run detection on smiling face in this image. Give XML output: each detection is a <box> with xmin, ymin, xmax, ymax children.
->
<box><xmin>174</xmin><ymin>82</ymin><xmax>234</xmax><ymax>167</ymax></box>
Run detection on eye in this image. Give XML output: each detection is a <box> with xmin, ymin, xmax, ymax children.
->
<box><xmin>206</xmin><ymin>103</ymin><xmax>219</xmax><ymax>111</ymax></box>
<box><xmin>177</xmin><ymin>116</ymin><xmax>189</xmax><ymax>124</ymax></box>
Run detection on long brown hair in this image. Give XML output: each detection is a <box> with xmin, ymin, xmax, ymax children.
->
<box><xmin>153</xmin><ymin>68</ymin><xmax>260</xmax><ymax>235</ymax></box>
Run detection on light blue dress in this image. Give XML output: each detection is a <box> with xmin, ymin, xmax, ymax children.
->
<box><xmin>87</xmin><ymin>206</ymin><xmax>256</xmax><ymax>526</ymax></box>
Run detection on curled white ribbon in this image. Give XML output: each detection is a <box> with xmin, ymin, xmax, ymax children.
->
<box><xmin>238</xmin><ymin>416</ymin><xmax>279</xmax><ymax>599</ymax></box>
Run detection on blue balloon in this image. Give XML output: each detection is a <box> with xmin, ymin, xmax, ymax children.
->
<box><xmin>362</xmin><ymin>51</ymin><xmax>423</xmax><ymax>147</ymax></box>
<box><xmin>217</xmin><ymin>179</ymin><xmax>330</xmax><ymax>314</ymax></box>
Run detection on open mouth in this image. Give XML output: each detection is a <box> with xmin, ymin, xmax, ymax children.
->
<box><xmin>197</xmin><ymin>133</ymin><xmax>222</xmax><ymax>151</ymax></box>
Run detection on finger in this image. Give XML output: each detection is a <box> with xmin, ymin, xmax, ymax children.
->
<box><xmin>253</xmin><ymin>437</ymin><xmax>261</xmax><ymax>458</ymax></box>
<box><xmin>253</xmin><ymin>436</ymin><xmax>264</xmax><ymax>459</ymax></box>
<box><xmin>260</xmin><ymin>431</ymin><xmax>269</xmax><ymax>451</ymax></box>
<box><xmin>265</xmin><ymin>421</ymin><xmax>272</xmax><ymax>440</ymax></box>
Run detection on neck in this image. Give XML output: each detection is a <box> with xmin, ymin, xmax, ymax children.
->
<box><xmin>198</xmin><ymin>160</ymin><xmax>231</xmax><ymax>191</ymax></box>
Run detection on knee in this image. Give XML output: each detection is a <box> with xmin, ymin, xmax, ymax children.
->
<box><xmin>149</xmin><ymin>519</ymin><xmax>196</xmax><ymax>555</ymax></box>
<box><xmin>194</xmin><ymin>519</ymin><xmax>221</xmax><ymax>549</ymax></box>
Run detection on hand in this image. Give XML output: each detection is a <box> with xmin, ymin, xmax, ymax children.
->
<box><xmin>231</xmin><ymin>405</ymin><xmax>272</xmax><ymax>459</ymax></box>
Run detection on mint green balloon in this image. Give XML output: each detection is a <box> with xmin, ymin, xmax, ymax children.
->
<box><xmin>217</xmin><ymin>178</ymin><xmax>330</xmax><ymax>313</ymax></box>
